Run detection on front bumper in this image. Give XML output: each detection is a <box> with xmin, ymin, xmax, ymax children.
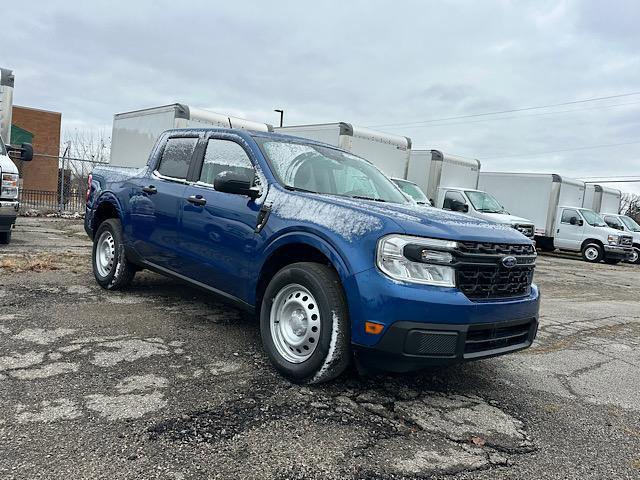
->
<box><xmin>356</xmin><ymin>317</ymin><xmax>538</xmax><ymax>372</ymax></box>
<box><xmin>604</xmin><ymin>245</ymin><xmax>633</xmax><ymax>260</ymax></box>
<box><xmin>0</xmin><ymin>200</ymin><xmax>19</xmax><ymax>232</ymax></box>
<box><xmin>344</xmin><ymin>266</ymin><xmax>540</xmax><ymax>371</ymax></box>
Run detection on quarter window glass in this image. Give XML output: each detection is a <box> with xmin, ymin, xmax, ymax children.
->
<box><xmin>200</xmin><ymin>139</ymin><xmax>254</xmax><ymax>186</ymax></box>
<box><xmin>561</xmin><ymin>209</ymin><xmax>579</xmax><ymax>224</ymax></box>
<box><xmin>443</xmin><ymin>191</ymin><xmax>466</xmax><ymax>210</ymax></box>
<box><xmin>157</xmin><ymin>138</ymin><xmax>198</xmax><ymax>179</ymax></box>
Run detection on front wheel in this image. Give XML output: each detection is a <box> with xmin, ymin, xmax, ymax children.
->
<box><xmin>260</xmin><ymin>262</ymin><xmax>350</xmax><ymax>384</ymax></box>
<box><xmin>581</xmin><ymin>243</ymin><xmax>603</xmax><ymax>263</ymax></box>
<box><xmin>629</xmin><ymin>247</ymin><xmax>640</xmax><ymax>264</ymax></box>
<box><xmin>92</xmin><ymin>218</ymin><xmax>136</xmax><ymax>290</ymax></box>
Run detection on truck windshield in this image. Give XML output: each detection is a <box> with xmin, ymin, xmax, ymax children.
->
<box><xmin>392</xmin><ymin>179</ymin><xmax>430</xmax><ymax>204</ymax></box>
<box><xmin>465</xmin><ymin>190</ymin><xmax>507</xmax><ymax>213</ymax></box>
<box><xmin>580</xmin><ymin>209</ymin><xmax>607</xmax><ymax>227</ymax></box>
<box><xmin>621</xmin><ymin>215</ymin><xmax>640</xmax><ymax>232</ymax></box>
<box><xmin>258</xmin><ymin>140</ymin><xmax>408</xmax><ymax>204</ymax></box>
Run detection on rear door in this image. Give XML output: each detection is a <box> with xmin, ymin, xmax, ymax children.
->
<box><xmin>555</xmin><ymin>208</ymin><xmax>584</xmax><ymax>250</ymax></box>
<box><xmin>179</xmin><ymin>133</ymin><xmax>261</xmax><ymax>301</ymax></box>
<box><xmin>128</xmin><ymin>135</ymin><xmax>199</xmax><ymax>270</ymax></box>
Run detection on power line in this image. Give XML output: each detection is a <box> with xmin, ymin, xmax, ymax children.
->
<box><xmin>367</xmin><ymin>91</ymin><xmax>640</xmax><ymax>129</ymax></box>
<box><xmin>479</xmin><ymin>140</ymin><xmax>640</xmax><ymax>160</ymax></box>
<box><xmin>395</xmin><ymin>100</ymin><xmax>640</xmax><ymax>129</ymax></box>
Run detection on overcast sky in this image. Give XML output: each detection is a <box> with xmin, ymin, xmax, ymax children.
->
<box><xmin>3</xmin><ymin>0</ymin><xmax>639</xmax><ymax>193</ymax></box>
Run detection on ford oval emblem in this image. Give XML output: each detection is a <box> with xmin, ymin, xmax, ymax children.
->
<box><xmin>501</xmin><ymin>256</ymin><xmax>517</xmax><ymax>268</ymax></box>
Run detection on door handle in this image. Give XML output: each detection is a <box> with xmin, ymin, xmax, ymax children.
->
<box><xmin>187</xmin><ymin>195</ymin><xmax>207</xmax><ymax>206</ymax></box>
<box><xmin>142</xmin><ymin>185</ymin><xmax>157</xmax><ymax>194</ymax></box>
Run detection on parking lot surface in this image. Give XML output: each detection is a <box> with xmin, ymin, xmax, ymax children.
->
<box><xmin>1</xmin><ymin>217</ymin><xmax>639</xmax><ymax>479</ymax></box>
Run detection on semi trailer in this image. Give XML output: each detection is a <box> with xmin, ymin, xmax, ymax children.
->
<box><xmin>583</xmin><ymin>184</ymin><xmax>621</xmax><ymax>214</ymax></box>
<box><xmin>478</xmin><ymin>173</ymin><xmax>633</xmax><ymax>263</ymax></box>
<box><xmin>274</xmin><ymin>123</ymin><xmax>412</xmax><ymax>180</ymax></box>
<box><xmin>110</xmin><ymin>103</ymin><xmax>273</xmax><ymax>168</ymax></box>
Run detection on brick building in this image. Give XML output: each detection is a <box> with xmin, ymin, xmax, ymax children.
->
<box><xmin>11</xmin><ymin>105</ymin><xmax>61</xmax><ymax>193</ymax></box>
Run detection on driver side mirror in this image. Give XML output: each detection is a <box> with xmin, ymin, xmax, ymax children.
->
<box><xmin>7</xmin><ymin>143</ymin><xmax>33</xmax><ymax>162</ymax></box>
<box><xmin>451</xmin><ymin>200</ymin><xmax>469</xmax><ymax>213</ymax></box>
<box><xmin>214</xmin><ymin>171</ymin><xmax>260</xmax><ymax>199</ymax></box>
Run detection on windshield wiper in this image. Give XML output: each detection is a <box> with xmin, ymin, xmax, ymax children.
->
<box><xmin>350</xmin><ymin>195</ymin><xmax>387</xmax><ymax>203</ymax></box>
<box><xmin>284</xmin><ymin>185</ymin><xmax>318</xmax><ymax>194</ymax></box>
<box><xmin>477</xmin><ymin>208</ymin><xmax>501</xmax><ymax>213</ymax></box>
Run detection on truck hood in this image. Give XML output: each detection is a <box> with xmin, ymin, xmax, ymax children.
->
<box><xmin>284</xmin><ymin>192</ymin><xmax>532</xmax><ymax>244</ymax></box>
<box><xmin>476</xmin><ymin>212</ymin><xmax>534</xmax><ymax>226</ymax></box>
<box><xmin>0</xmin><ymin>154</ymin><xmax>18</xmax><ymax>174</ymax></box>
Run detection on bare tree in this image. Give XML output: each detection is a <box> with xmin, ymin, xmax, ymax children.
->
<box><xmin>620</xmin><ymin>192</ymin><xmax>640</xmax><ymax>221</ymax></box>
<box><xmin>60</xmin><ymin>129</ymin><xmax>111</xmax><ymax>194</ymax></box>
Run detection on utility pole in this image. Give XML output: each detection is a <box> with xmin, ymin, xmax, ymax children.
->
<box><xmin>274</xmin><ymin>109</ymin><xmax>284</xmax><ymax>128</ymax></box>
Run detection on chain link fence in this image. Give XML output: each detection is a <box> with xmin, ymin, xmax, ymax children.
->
<box><xmin>18</xmin><ymin>154</ymin><xmax>108</xmax><ymax>213</ymax></box>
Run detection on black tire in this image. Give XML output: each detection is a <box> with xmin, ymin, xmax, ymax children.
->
<box><xmin>629</xmin><ymin>246</ymin><xmax>640</xmax><ymax>265</ymax></box>
<box><xmin>581</xmin><ymin>243</ymin><xmax>603</xmax><ymax>263</ymax></box>
<box><xmin>604</xmin><ymin>258</ymin><xmax>621</xmax><ymax>265</ymax></box>
<box><xmin>260</xmin><ymin>262</ymin><xmax>350</xmax><ymax>384</ymax></box>
<box><xmin>92</xmin><ymin>218</ymin><xmax>136</xmax><ymax>290</ymax></box>
<box><xmin>0</xmin><ymin>231</ymin><xmax>11</xmax><ymax>244</ymax></box>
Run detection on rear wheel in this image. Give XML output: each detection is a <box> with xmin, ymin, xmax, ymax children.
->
<box><xmin>0</xmin><ymin>231</ymin><xmax>11</xmax><ymax>244</ymax></box>
<box><xmin>581</xmin><ymin>243</ymin><xmax>603</xmax><ymax>263</ymax></box>
<box><xmin>92</xmin><ymin>218</ymin><xmax>136</xmax><ymax>290</ymax></box>
<box><xmin>260</xmin><ymin>262</ymin><xmax>350</xmax><ymax>384</ymax></box>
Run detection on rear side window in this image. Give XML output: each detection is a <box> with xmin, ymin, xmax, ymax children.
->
<box><xmin>561</xmin><ymin>209</ymin><xmax>579</xmax><ymax>224</ymax></box>
<box><xmin>157</xmin><ymin>137</ymin><xmax>198</xmax><ymax>179</ymax></box>
<box><xmin>199</xmin><ymin>139</ymin><xmax>254</xmax><ymax>186</ymax></box>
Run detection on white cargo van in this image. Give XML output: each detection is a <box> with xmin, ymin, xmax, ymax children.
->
<box><xmin>110</xmin><ymin>104</ymin><xmax>273</xmax><ymax>168</ymax></box>
<box><xmin>0</xmin><ymin>68</ymin><xmax>33</xmax><ymax>244</ymax></box>
<box><xmin>583</xmin><ymin>184</ymin><xmax>621</xmax><ymax>214</ymax></box>
<box><xmin>602</xmin><ymin>213</ymin><xmax>640</xmax><ymax>264</ymax></box>
<box><xmin>274</xmin><ymin>123</ymin><xmax>412</xmax><ymax>180</ymax></box>
<box><xmin>478</xmin><ymin>172</ymin><xmax>633</xmax><ymax>263</ymax></box>
<box><xmin>407</xmin><ymin>150</ymin><xmax>535</xmax><ymax>238</ymax></box>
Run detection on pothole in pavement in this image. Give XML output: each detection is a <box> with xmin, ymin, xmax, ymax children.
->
<box><xmin>147</xmin><ymin>379</ymin><xmax>535</xmax><ymax>478</ymax></box>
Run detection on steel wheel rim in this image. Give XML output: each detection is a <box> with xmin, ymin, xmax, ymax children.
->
<box><xmin>585</xmin><ymin>246</ymin><xmax>599</xmax><ymax>261</ymax></box>
<box><xmin>96</xmin><ymin>231</ymin><xmax>116</xmax><ymax>277</ymax></box>
<box><xmin>270</xmin><ymin>284</ymin><xmax>321</xmax><ymax>363</ymax></box>
<box><xmin>632</xmin><ymin>249</ymin><xmax>639</xmax><ymax>263</ymax></box>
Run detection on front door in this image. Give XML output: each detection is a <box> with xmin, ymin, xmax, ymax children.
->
<box><xmin>179</xmin><ymin>135</ymin><xmax>261</xmax><ymax>301</ymax></box>
<box><xmin>127</xmin><ymin>135</ymin><xmax>199</xmax><ymax>270</ymax></box>
<box><xmin>556</xmin><ymin>208</ymin><xmax>584</xmax><ymax>250</ymax></box>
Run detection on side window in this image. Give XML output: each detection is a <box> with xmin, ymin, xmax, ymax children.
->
<box><xmin>442</xmin><ymin>191</ymin><xmax>466</xmax><ymax>210</ymax></box>
<box><xmin>604</xmin><ymin>216</ymin><xmax>622</xmax><ymax>229</ymax></box>
<box><xmin>157</xmin><ymin>137</ymin><xmax>198</xmax><ymax>179</ymax></box>
<box><xmin>561</xmin><ymin>209</ymin><xmax>579</xmax><ymax>224</ymax></box>
<box><xmin>199</xmin><ymin>139</ymin><xmax>254</xmax><ymax>186</ymax></box>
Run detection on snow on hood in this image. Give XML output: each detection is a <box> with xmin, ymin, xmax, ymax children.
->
<box><xmin>271</xmin><ymin>188</ymin><xmax>531</xmax><ymax>244</ymax></box>
<box><xmin>477</xmin><ymin>212</ymin><xmax>534</xmax><ymax>225</ymax></box>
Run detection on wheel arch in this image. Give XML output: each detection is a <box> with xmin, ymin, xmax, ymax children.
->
<box><xmin>581</xmin><ymin>238</ymin><xmax>604</xmax><ymax>250</ymax></box>
<box><xmin>254</xmin><ymin>232</ymin><xmax>352</xmax><ymax>311</ymax></box>
<box><xmin>91</xmin><ymin>193</ymin><xmax>123</xmax><ymax>236</ymax></box>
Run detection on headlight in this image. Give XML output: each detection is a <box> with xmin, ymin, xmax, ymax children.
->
<box><xmin>376</xmin><ymin>234</ymin><xmax>457</xmax><ymax>287</ymax></box>
<box><xmin>1</xmin><ymin>173</ymin><xmax>18</xmax><ymax>199</ymax></box>
<box><xmin>607</xmin><ymin>234</ymin><xmax>619</xmax><ymax>245</ymax></box>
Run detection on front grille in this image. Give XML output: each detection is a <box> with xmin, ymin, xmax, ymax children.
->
<box><xmin>513</xmin><ymin>224</ymin><xmax>534</xmax><ymax>238</ymax></box>
<box><xmin>620</xmin><ymin>236</ymin><xmax>633</xmax><ymax>247</ymax></box>
<box><xmin>454</xmin><ymin>242</ymin><xmax>536</xmax><ymax>300</ymax></box>
<box><xmin>464</xmin><ymin>318</ymin><xmax>535</xmax><ymax>356</ymax></box>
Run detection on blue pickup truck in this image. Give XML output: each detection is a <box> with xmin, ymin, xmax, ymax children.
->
<box><xmin>85</xmin><ymin>128</ymin><xmax>539</xmax><ymax>383</ymax></box>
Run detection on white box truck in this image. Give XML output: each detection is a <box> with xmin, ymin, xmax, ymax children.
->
<box><xmin>110</xmin><ymin>104</ymin><xmax>273</xmax><ymax>168</ymax></box>
<box><xmin>274</xmin><ymin>123</ymin><xmax>412</xmax><ymax>180</ymax></box>
<box><xmin>0</xmin><ymin>67</ymin><xmax>33</xmax><ymax>244</ymax></box>
<box><xmin>478</xmin><ymin>172</ymin><xmax>633</xmax><ymax>263</ymax></box>
<box><xmin>583</xmin><ymin>184</ymin><xmax>621</xmax><ymax>214</ymax></box>
<box><xmin>602</xmin><ymin>213</ymin><xmax>640</xmax><ymax>264</ymax></box>
<box><xmin>405</xmin><ymin>150</ymin><xmax>535</xmax><ymax>238</ymax></box>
